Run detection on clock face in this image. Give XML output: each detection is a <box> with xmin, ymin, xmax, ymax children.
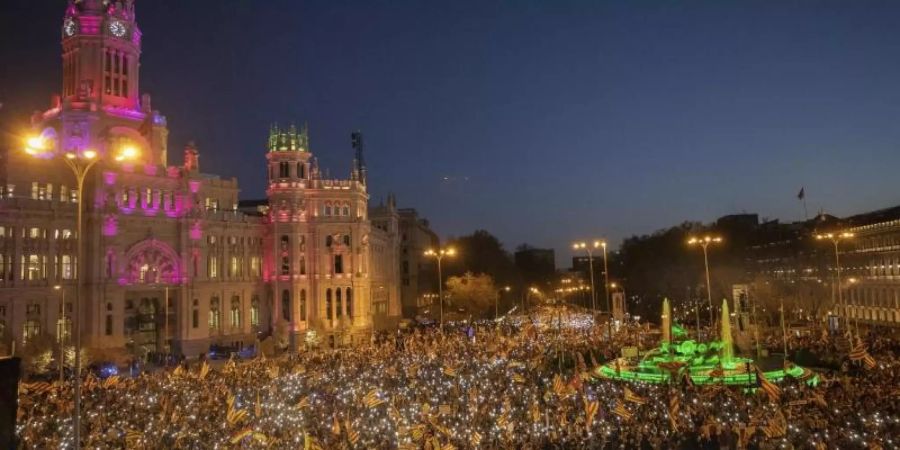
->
<box><xmin>64</xmin><ymin>19</ymin><xmax>77</xmax><ymax>37</ymax></box>
<box><xmin>109</xmin><ymin>20</ymin><xmax>127</xmax><ymax>38</ymax></box>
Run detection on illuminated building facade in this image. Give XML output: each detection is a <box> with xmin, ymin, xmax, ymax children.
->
<box><xmin>0</xmin><ymin>0</ymin><xmax>401</xmax><ymax>357</ymax></box>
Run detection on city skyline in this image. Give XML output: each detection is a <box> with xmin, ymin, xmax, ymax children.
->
<box><xmin>3</xmin><ymin>0</ymin><xmax>900</xmax><ymax>265</ymax></box>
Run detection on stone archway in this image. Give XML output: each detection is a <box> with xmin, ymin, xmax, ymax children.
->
<box><xmin>123</xmin><ymin>238</ymin><xmax>182</xmax><ymax>285</ymax></box>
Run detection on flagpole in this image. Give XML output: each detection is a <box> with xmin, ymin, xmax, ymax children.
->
<box><xmin>780</xmin><ymin>298</ymin><xmax>787</xmax><ymax>367</ymax></box>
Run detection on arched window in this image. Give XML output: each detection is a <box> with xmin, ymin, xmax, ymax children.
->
<box><xmin>209</xmin><ymin>296</ymin><xmax>220</xmax><ymax>330</ymax></box>
<box><xmin>342</xmin><ymin>204</ymin><xmax>350</xmax><ymax>216</ymax></box>
<box><xmin>326</xmin><ymin>289</ymin><xmax>333</xmax><ymax>320</ymax></box>
<box><xmin>336</xmin><ymin>289</ymin><xmax>342</xmax><ymax>318</ymax></box>
<box><xmin>343</xmin><ymin>235</ymin><xmax>351</xmax><ymax>246</ymax></box>
<box><xmin>280</xmin><ymin>235</ymin><xmax>290</xmax><ymax>275</ymax></box>
<box><xmin>250</xmin><ymin>296</ymin><xmax>260</xmax><ymax>327</ymax></box>
<box><xmin>281</xmin><ymin>289</ymin><xmax>291</xmax><ymax>322</ymax></box>
<box><xmin>300</xmin><ymin>289</ymin><xmax>307</xmax><ymax>321</ymax></box>
<box><xmin>346</xmin><ymin>288</ymin><xmax>352</xmax><ymax>317</ymax></box>
<box><xmin>324</xmin><ymin>204</ymin><xmax>332</xmax><ymax>216</ymax></box>
<box><xmin>230</xmin><ymin>296</ymin><xmax>241</xmax><ymax>328</ymax></box>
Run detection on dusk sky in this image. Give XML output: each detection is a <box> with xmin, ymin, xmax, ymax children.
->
<box><xmin>3</xmin><ymin>0</ymin><xmax>900</xmax><ymax>266</ymax></box>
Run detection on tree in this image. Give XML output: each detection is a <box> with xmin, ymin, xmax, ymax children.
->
<box><xmin>446</xmin><ymin>230</ymin><xmax>521</xmax><ymax>288</ymax></box>
<box><xmin>445</xmin><ymin>272</ymin><xmax>498</xmax><ymax>318</ymax></box>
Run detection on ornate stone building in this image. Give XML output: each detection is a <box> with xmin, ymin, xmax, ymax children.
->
<box><xmin>0</xmin><ymin>0</ymin><xmax>401</xmax><ymax>358</ymax></box>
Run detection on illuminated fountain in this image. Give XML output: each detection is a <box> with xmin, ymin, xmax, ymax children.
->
<box><xmin>596</xmin><ymin>299</ymin><xmax>817</xmax><ymax>386</ymax></box>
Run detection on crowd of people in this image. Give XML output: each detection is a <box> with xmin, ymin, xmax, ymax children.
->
<box><xmin>16</xmin><ymin>309</ymin><xmax>900</xmax><ymax>449</ymax></box>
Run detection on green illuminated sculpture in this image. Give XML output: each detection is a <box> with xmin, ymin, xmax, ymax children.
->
<box><xmin>596</xmin><ymin>298</ymin><xmax>817</xmax><ymax>386</ymax></box>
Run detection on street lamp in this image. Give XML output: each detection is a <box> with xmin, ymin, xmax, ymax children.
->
<box><xmin>54</xmin><ymin>285</ymin><xmax>66</xmax><ymax>385</ymax></box>
<box><xmin>573</xmin><ymin>240</ymin><xmax>611</xmax><ymax>337</ymax></box>
<box><xmin>816</xmin><ymin>231</ymin><xmax>854</xmax><ymax>332</ymax></box>
<box><xmin>424</xmin><ymin>247</ymin><xmax>456</xmax><ymax>333</ymax></box>
<box><xmin>25</xmin><ymin>133</ymin><xmax>139</xmax><ymax>449</ymax></box>
<box><xmin>495</xmin><ymin>286</ymin><xmax>511</xmax><ymax>320</ymax></box>
<box><xmin>687</xmin><ymin>235</ymin><xmax>722</xmax><ymax>336</ymax></box>
<box><xmin>610</xmin><ymin>282</ymin><xmax>626</xmax><ymax>317</ymax></box>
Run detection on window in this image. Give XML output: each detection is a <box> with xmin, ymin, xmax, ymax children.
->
<box><xmin>250</xmin><ymin>256</ymin><xmax>260</xmax><ymax>277</ymax></box>
<box><xmin>299</xmin><ymin>256</ymin><xmax>306</xmax><ymax>275</ymax></box>
<box><xmin>250</xmin><ymin>296</ymin><xmax>260</xmax><ymax>327</ymax></box>
<box><xmin>281</xmin><ymin>290</ymin><xmax>291</xmax><ymax>321</ymax></box>
<box><xmin>326</xmin><ymin>236</ymin><xmax>333</xmax><ymax>247</ymax></box>
<box><xmin>299</xmin><ymin>290</ymin><xmax>307</xmax><ymax>321</ymax></box>
<box><xmin>31</xmin><ymin>182</ymin><xmax>38</xmax><ymax>200</ymax></box>
<box><xmin>230</xmin><ymin>296</ymin><xmax>241</xmax><ymax>328</ymax></box>
<box><xmin>297</xmin><ymin>162</ymin><xmax>305</xmax><ymax>179</ymax></box>
<box><xmin>29</xmin><ymin>227</ymin><xmax>43</xmax><ymax>239</ymax></box>
<box><xmin>279</xmin><ymin>162</ymin><xmax>290</xmax><ymax>178</ymax></box>
<box><xmin>61</xmin><ymin>255</ymin><xmax>74</xmax><ymax>280</ymax></box>
<box><xmin>346</xmin><ymin>288</ymin><xmax>353</xmax><ymax>317</ymax></box>
<box><xmin>334</xmin><ymin>254</ymin><xmax>344</xmax><ymax>274</ymax></box>
<box><xmin>106</xmin><ymin>314</ymin><xmax>112</xmax><ymax>336</ymax></box>
<box><xmin>192</xmin><ymin>299</ymin><xmax>199</xmax><ymax>328</ymax></box>
<box><xmin>343</xmin><ymin>235</ymin><xmax>351</xmax><ymax>246</ymax></box>
<box><xmin>0</xmin><ymin>255</ymin><xmax>11</xmax><ymax>281</ymax></box>
<box><xmin>209</xmin><ymin>297</ymin><xmax>220</xmax><ymax>330</ymax></box>
<box><xmin>57</xmin><ymin>317</ymin><xmax>72</xmax><ymax>342</ymax></box>
<box><xmin>324</xmin><ymin>205</ymin><xmax>332</xmax><ymax>216</ymax></box>
<box><xmin>326</xmin><ymin>289</ymin><xmax>333</xmax><ymax>320</ymax></box>
<box><xmin>336</xmin><ymin>289</ymin><xmax>343</xmax><ymax>318</ymax></box>
<box><xmin>208</xmin><ymin>255</ymin><xmax>218</xmax><ymax>278</ymax></box>
<box><xmin>343</xmin><ymin>206</ymin><xmax>350</xmax><ymax>216</ymax></box>
<box><xmin>22</xmin><ymin>254</ymin><xmax>44</xmax><ymax>280</ymax></box>
<box><xmin>230</xmin><ymin>256</ymin><xmax>239</xmax><ymax>278</ymax></box>
<box><xmin>23</xmin><ymin>320</ymin><xmax>40</xmax><ymax>343</ymax></box>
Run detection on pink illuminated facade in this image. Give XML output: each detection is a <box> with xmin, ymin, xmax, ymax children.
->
<box><xmin>0</xmin><ymin>0</ymin><xmax>401</xmax><ymax>358</ymax></box>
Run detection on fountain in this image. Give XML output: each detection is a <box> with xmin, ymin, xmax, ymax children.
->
<box><xmin>595</xmin><ymin>297</ymin><xmax>817</xmax><ymax>386</ymax></box>
<box><xmin>661</xmin><ymin>298</ymin><xmax>671</xmax><ymax>344</ymax></box>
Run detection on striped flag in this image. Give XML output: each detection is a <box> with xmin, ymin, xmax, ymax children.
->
<box><xmin>229</xmin><ymin>428</ymin><xmax>253</xmax><ymax>444</ymax></box>
<box><xmin>763</xmin><ymin>411</ymin><xmax>787</xmax><ymax>438</ymax></box>
<box><xmin>198</xmin><ymin>361</ymin><xmax>210</xmax><ymax>380</ymax></box>
<box><xmin>511</xmin><ymin>373</ymin><xmax>525</xmax><ymax>383</ymax></box>
<box><xmin>613</xmin><ymin>400</ymin><xmax>633</xmax><ymax>420</ymax></box>
<box><xmin>443</xmin><ymin>365</ymin><xmax>457</xmax><ymax>377</ymax></box>
<box><xmin>470</xmin><ymin>431</ymin><xmax>483</xmax><ymax>446</ymax></box>
<box><xmin>623</xmin><ymin>386</ymin><xmax>648</xmax><ymax>405</ymax></box>
<box><xmin>102</xmin><ymin>376</ymin><xmax>121</xmax><ymax>389</ymax></box>
<box><xmin>331</xmin><ymin>415</ymin><xmax>342</xmax><ymax>435</ymax></box>
<box><xmin>296</xmin><ymin>396</ymin><xmax>310</xmax><ymax>409</ymax></box>
<box><xmin>344</xmin><ymin>420</ymin><xmax>360</xmax><ymax>445</ymax></box>
<box><xmin>756</xmin><ymin>367</ymin><xmax>782</xmax><ymax>402</ymax></box>
<box><xmin>303</xmin><ymin>432</ymin><xmax>324</xmax><ymax>450</ymax></box>
<box><xmin>124</xmin><ymin>429</ymin><xmax>142</xmax><ymax>447</ymax></box>
<box><xmin>363</xmin><ymin>389</ymin><xmax>385</xmax><ymax>408</ymax></box>
<box><xmin>668</xmin><ymin>394</ymin><xmax>680</xmax><ymax>430</ymax></box>
<box><xmin>583</xmin><ymin>398</ymin><xmax>599</xmax><ymax>431</ymax></box>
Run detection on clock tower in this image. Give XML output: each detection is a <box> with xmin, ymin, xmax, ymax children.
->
<box><xmin>62</xmin><ymin>0</ymin><xmax>142</xmax><ymax>111</ymax></box>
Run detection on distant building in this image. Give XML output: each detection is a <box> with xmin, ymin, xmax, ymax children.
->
<box><xmin>397</xmin><ymin>209</ymin><xmax>438</xmax><ymax>318</ymax></box>
<box><xmin>515</xmin><ymin>246</ymin><xmax>556</xmax><ymax>288</ymax></box>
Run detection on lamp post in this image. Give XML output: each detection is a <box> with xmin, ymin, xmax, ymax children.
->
<box><xmin>25</xmin><ymin>134</ymin><xmax>138</xmax><ymax>450</ymax></box>
<box><xmin>495</xmin><ymin>286</ymin><xmax>510</xmax><ymax>320</ymax></box>
<box><xmin>610</xmin><ymin>282</ymin><xmax>626</xmax><ymax>317</ymax></box>
<box><xmin>572</xmin><ymin>241</ymin><xmax>601</xmax><ymax>316</ymax></box>
<box><xmin>424</xmin><ymin>247</ymin><xmax>456</xmax><ymax>333</ymax></box>
<box><xmin>687</xmin><ymin>235</ymin><xmax>722</xmax><ymax>336</ymax></box>
<box><xmin>54</xmin><ymin>285</ymin><xmax>65</xmax><ymax>385</ymax></box>
<box><xmin>815</xmin><ymin>232</ymin><xmax>854</xmax><ymax>333</ymax></box>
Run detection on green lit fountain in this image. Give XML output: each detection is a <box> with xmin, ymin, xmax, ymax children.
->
<box><xmin>596</xmin><ymin>299</ymin><xmax>817</xmax><ymax>386</ymax></box>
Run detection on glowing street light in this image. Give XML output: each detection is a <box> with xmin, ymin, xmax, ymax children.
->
<box><xmin>424</xmin><ymin>247</ymin><xmax>456</xmax><ymax>332</ymax></box>
<box><xmin>573</xmin><ymin>240</ymin><xmax>611</xmax><ymax>337</ymax></box>
<box><xmin>25</xmin><ymin>133</ymin><xmax>139</xmax><ymax>449</ymax></box>
<box><xmin>816</xmin><ymin>231</ymin><xmax>854</xmax><ymax>331</ymax></box>
<box><xmin>495</xmin><ymin>286</ymin><xmax>511</xmax><ymax>320</ymax></box>
<box><xmin>687</xmin><ymin>235</ymin><xmax>722</xmax><ymax>335</ymax></box>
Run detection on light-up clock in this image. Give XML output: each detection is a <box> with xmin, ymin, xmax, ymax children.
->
<box><xmin>64</xmin><ymin>19</ymin><xmax>77</xmax><ymax>37</ymax></box>
<box><xmin>109</xmin><ymin>20</ymin><xmax>127</xmax><ymax>38</ymax></box>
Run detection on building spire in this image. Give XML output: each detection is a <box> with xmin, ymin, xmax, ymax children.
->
<box><xmin>351</xmin><ymin>130</ymin><xmax>366</xmax><ymax>184</ymax></box>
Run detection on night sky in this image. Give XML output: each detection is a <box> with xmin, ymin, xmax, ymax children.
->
<box><xmin>2</xmin><ymin>0</ymin><xmax>900</xmax><ymax>267</ymax></box>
